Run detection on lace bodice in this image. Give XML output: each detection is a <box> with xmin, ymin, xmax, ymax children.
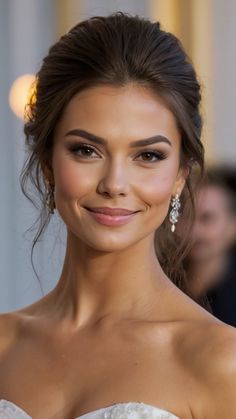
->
<box><xmin>0</xmin><ymin>400</ymin><xmax>180</xmax><ymax>418</ymax></box>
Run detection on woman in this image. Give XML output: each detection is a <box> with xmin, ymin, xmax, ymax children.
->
<box><xmin>0</xmin><ymin>13</ymin><xmax>235</xmax><ymax>419</ymax></box>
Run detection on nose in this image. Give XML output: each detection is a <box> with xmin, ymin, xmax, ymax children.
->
<box><xmin>97</xmin><ymin>158</ymin><xmax>130</xmax><ymax>197</ymax></box>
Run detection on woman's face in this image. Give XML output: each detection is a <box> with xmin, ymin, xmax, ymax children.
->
<box><xmin>51</xmin><ymin>84</ymin><xmax>185</xmax><ymax>251</ymax></box>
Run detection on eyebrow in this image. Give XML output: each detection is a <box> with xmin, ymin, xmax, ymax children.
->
<box><xmin>64</xmin><ymin>129</ymin><xmax>172</xmax><ymax>147</ymax></box>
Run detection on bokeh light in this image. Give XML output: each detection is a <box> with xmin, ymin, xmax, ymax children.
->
<box><xmin>8</xmin><ymin>74</ymin><xmax>36</xmax><ymax>120</ymax></box>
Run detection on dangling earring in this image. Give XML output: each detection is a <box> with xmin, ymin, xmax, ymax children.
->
<box><xmin>169</xmin><ymin>194</ymin><xmax>181</xmax><ymax>232</ymax></box>
<box><xmin>45</xmin><ymin>183</ymin><xmax>55</xmax><ymax>214</ymax></box>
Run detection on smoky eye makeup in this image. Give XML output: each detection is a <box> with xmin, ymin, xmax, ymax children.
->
<box><xmin>66</xmin><ymin>142</ymin><xmax>100</xmax><ymax>158</ymax></box>
<box><xmin>65</xmin><ymin>140</ymin><xmax>169</xmax><ymax>163</ymax></box>
<box><xmin>135</xmin><ymin>150</ymin><xmax>168</xmax><ymax>162</ymax></box>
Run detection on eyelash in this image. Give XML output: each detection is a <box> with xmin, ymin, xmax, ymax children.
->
<box><xmin>67</xmin><ymin>143</ymin><xmax>167</xmax><ymax>163</ymax></box>
<box><xmin>137</xmin><ymin>151</ymin><xmax>167</xmax><ymax>162</ymax></box>
<box><xmin>68</xmin><ymin>144</ymin><xmax>97</xmax><ymax>158</ymax></box>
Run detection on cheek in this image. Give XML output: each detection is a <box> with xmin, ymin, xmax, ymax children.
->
<box><xmin>52</xmin><ymin>155</ymin><xmax>96</xmax><ymax>201</ymax></box>
<box><xmin>140</xmin><ymin>174</ymin><xmax>174</xmax><ymax>204</ymax></box>
<box><xmin>134</xmin><ymin>169</ymin><xmax>178</xmax><ymax>231</ymax></box>
<box><xmin>136</xmin><ymin>160</ymin><xmax>179</xmax><ymax>207</ymax></box>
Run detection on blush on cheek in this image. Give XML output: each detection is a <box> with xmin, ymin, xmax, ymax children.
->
<box><xmin>141</xmin><ymin>175</ymin><xmax>175</xmax><ymax>206</ymax></box>
<box><xmin>52</xmin><ymin>151</ymin><xmax>97</xmax><ymax>201</ymax></box>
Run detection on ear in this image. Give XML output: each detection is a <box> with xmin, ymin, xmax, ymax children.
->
<box><xmin>172</xmin><ymin>166</ymin><xmax>189</xmax><ymax>197</ymax></box>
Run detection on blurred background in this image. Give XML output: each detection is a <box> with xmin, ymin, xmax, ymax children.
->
<box><xmin>1</xmin><ymin>0</ymin><xmax>236</xmax><ymax>312</ymax></box>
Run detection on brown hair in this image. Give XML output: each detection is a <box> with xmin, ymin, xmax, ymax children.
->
<box><xmin>21</xmin><ymin>13</ymin><xmax>204</xmax><ymax>294</ymax></box>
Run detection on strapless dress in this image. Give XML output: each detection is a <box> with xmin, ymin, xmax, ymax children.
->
<box><xmin>0</xmin><ymin>400</ymin><xmax>180</xmax><ymax>418</ymax></box>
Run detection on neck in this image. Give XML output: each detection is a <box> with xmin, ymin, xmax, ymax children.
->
<box><xmin>50</xmin><ymin>231</ymin><xmax>170</xmax><ymax>327</ymax></box>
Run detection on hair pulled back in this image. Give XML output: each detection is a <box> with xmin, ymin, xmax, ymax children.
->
<box><xmin>21</xmin><ymin>12</ymin><xmax>204</xmax><ymax>295</ymax></box>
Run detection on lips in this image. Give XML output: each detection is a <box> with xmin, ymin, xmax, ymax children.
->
<box><xmin>84</xmin><ymin>206</ymin><xmax>139</xmax><ymax>227</ymax></box>
<box><xmin>84</xmin><ymin>207</ymin><xmax>139</xmax><ymax>216</ymax></box>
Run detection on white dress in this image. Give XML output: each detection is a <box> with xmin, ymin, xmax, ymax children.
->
<box><xmin>0</xmin><ymin>400</ymin><xmax>179</xmax><ymax>418</ymax></box>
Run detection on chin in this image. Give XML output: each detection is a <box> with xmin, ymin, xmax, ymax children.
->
<box><xmin>85</xmin><ymin>237</ymin><xmax>137</xmax><ymax>253</ymax></box>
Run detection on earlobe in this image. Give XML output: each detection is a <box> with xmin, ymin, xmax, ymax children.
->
<box><xmin>173</xmin><ymin>166</ymin><xmax>189</xmax><ymax>197</ymax></box>
<box><xmin>172</xmin><ymin>181</ymin><xmax>184</xmax><ymax>200</ymax></box>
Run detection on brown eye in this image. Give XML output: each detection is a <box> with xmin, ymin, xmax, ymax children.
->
<box><xmin>68</xmin><ymin>144</ymin><xmax>100</xmax><ymax>158</ymax></box>
<box><xmin>136</xmin><ymin>151</ymin><xmax>167</xmax><ymax>162</ymax></box>
<box><xmin>79</xmin><ymin>146</ymin><xmax>95</xmax><ymax>156</ymax></box>
<box><xmin>141</xmin><ymin>152</ymin><xmax>156</xmax><ymax>161</ymax></box>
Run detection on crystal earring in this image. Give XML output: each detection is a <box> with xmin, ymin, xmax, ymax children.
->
<box><xmin>45</xmin><ymin>183</ymin><xmax>55</xmax><ymax>214</ymax></box>
<box><xmin>169</xmin><ymin>194</ymin><xmax>181</xmax><ymax>232</ymax></box>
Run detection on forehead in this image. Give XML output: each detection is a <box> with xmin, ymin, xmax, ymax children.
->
<box><xmin>55</xmin><ymin>84</ymin><xmax>181</xmax><ymax>146</ymax></box>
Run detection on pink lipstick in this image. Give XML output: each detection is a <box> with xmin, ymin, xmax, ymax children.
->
<box><xmin>84</xmin><ymin>207</ymin><xmax>139</xmax><ymax>226</ymax></box>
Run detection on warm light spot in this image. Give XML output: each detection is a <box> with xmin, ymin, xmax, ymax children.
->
<box><xmin>8</xmin><ymin>74</ymin><xmax>36</xmax><ymax>120</ymax></box>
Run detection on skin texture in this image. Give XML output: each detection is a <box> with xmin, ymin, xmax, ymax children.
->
<box><xmin>0</xmin><ymin>85</ymin><xmax>236</xmax><ymax>419</ymax></box>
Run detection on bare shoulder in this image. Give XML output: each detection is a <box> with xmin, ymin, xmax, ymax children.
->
<box><xmin>201</xmin><ymin>322</ymin><xmax>236</xmax><ymax>418</ymax></box>
<box><xmin>0</xmin><ymin>304</ymin><xmax>39</xmax><ymax>360</ymax></box>
<box><xmin>0</xmin><ymin>292</ymin><xmax>54</xmax><ymax>354</ymax></box>
<box><xmin>0</xmin><ymin>311</ymin><xmax>22</xmax><ymax>358</ymax></box>
<box><xmin>195</xmin><ymin>319</ymin><xmax>236</xmax><ymax>375</ymax></box>
<box><xmin>179</xmin><ymin>316</ymin><xmax>236</xmax><ymax>418</ymax></box>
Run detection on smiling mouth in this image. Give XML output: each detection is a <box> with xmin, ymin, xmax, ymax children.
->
<box><xmin>84</xmin><ymin>207</ymin><xmax>139</xmax><ymax>216</ymax></box>
<box><xmin>84</xmin><ymin>207</ymin><xmax>140</xmax><ymax>226</ymax></box>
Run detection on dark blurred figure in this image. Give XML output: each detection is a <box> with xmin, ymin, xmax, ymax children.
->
<box><xmin>187</xmin><ymin>166</ymin><xmax>236</xmax><ymax>325</ymax></box>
